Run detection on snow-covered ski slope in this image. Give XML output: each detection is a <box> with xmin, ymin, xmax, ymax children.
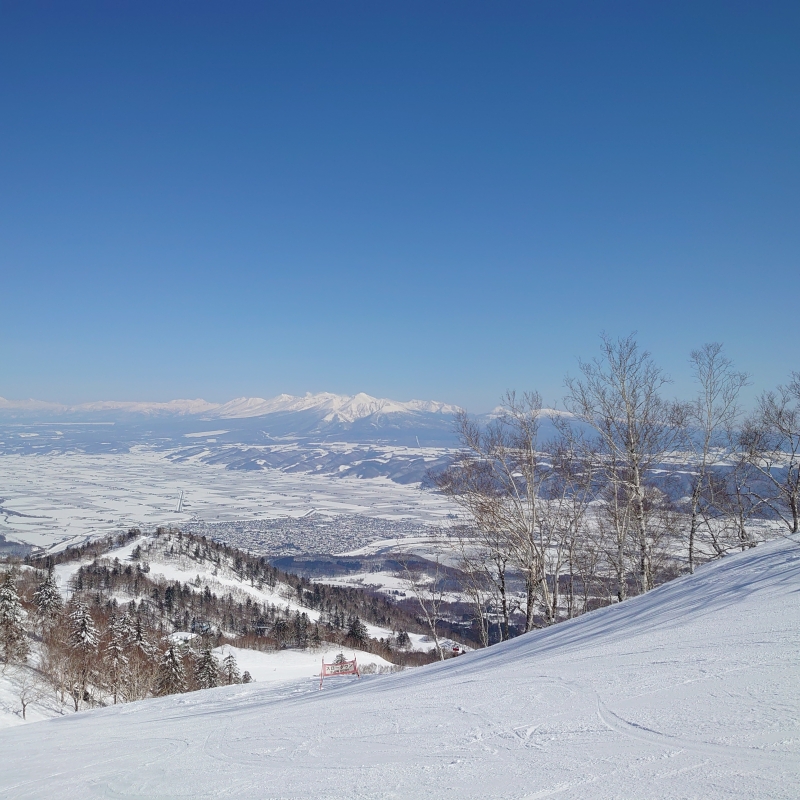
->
<box><xmin>2</xmin><ymin>537</ymin><xmax>798</xmax><ymax>799</ymax></box>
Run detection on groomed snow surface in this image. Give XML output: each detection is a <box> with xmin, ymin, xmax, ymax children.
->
<box><xmin>2</xmin><ymin>537</ymin><xmax>798</xmax><ymax>799</ymax></box>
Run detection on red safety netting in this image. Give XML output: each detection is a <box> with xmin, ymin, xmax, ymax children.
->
<box><xmin>319</xmin><ymin>656</ymin><xmax>360</xmax><ymax>689</ymax></box>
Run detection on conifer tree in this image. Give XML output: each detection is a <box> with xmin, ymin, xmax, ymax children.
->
<box><xmin>125</xmin><ymin>609</ymin><xmax>155</xmax><ymax>658</ymax></box>
<box><xmin>104</xmin><ymin>613</ymin><xmax>129</xmax><ymax>704</ymax></box>
<box><xmin>120</xmin><ymin>608</ymin><xmax>138</xmax><ymax>648</ymax></box>
<box><xmin>33</xmin><ymin>569</ymin><xmax>62</xmax><ymax>633</ymax></box>
<box><xmin>68</xmin><ymin>601</ymin><xmax>99</xmax><ymax>653</ymax></box>
<box><xmin>221</xmin><ymin>651</ymin><xmax>241</xmax><ymax>685</ymax></box>
<box><xmin>346</xmin><ymin>615</ymin><xmax>369</xmax><ymax>647</ymax></box>
<box><xmin>195</xmin><ymin>647</ymin><xmax>219</xmax><ymax>689</ymax></box>
<box><xmin>0</xmin><ymin>571</ymin><xmax>28</xmax><ymax>667</ymax></box>
<box><xmin>66</xmin><ymin>600</ymin><xmax>99</xmax><ymax>710</ymax></box>
<box><xmin>120</xmin><ymin>609</ymin><xmax>157</xmax><ymax>702</ymax></box>
<box><xmin>156</xmin><ymin>646</ymin><xmax>187</xmax><ymax>696</ymax></box>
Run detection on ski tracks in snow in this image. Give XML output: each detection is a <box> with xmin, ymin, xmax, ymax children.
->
<box><xmin>595</xmin><ymin>695</ymin><xmax>788</xmax><ymax>765</ymax></box>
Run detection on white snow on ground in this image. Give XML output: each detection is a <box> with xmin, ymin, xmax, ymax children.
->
<box><xmin>321</xmin><ymin>570</ymin><xmax>474</xmax><ymax>609</ymax></box>
<box><xmin>0</xmin><ymin>643</ymin><xmax>395</xmax><ymax>730</ymax></box>
<box><xmin>0</xmin><ymin>668</ymin><xmax>63</xmax><ymax>730</ymax></box>
<box><xmin>0</xmin><ymin>448</ymin><xmax>456</xmax><ymax>550</ymax></box>
<box><xmin>212</xmin><ymin>645</ymin><xmax>395</xmax><ymax>685</ymax></box>
<box><xmin>1</xmin><ymin>536</ymin><xmax>798</xmax><ymax>798</ymax></box>
<box><xmin>337</xmin><ymin>532</ymin><xmax>459</xmax><ymax>559</ymax></box>
<box><xmin>323</xmin><ymin>570</ymin><xmax>412</xmax><ymax>593</ymax></box>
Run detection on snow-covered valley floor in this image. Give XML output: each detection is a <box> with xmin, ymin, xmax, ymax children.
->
<box><xmin>0</xmin><ymin>448</ymin><xmax>456</xmax><ymax>552</ymax></box>
<box><xmin>1</xmin><ymin>536</ymin><xmax>798</xmax><ymax>799</ymax></box>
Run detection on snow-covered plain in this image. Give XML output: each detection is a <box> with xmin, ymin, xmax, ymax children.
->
<box><xmin>1</xmin><ymin>536</ymin><xmax>797</xmax><ymax>798</ymax></box>
<box><xmin>0</xmin><ymin>448</ymin><xmax>456</xmax><ymax>551</ymax></box>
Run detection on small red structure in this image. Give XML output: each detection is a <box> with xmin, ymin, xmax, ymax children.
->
<box><xmin>319</xmin><ymin>654</ymin><xmax>361</xmax><ymax>690</ymax></box>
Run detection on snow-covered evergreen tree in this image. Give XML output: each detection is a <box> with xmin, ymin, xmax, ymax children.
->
<box><xmin>115</xmin><ymin>607</ymin><xmax>158</xmax><ymax>702</ymax></box>
<box><xmin>120</xmin><ymin>608</ymin><xmax>138</xmax><ymax>646</ymax></box>
<box><xmin>125</xmin><ymin>608</ymin><xmax>155</xmax><ymax>658</ymax></box>
<box><xmin>221</xmin><ymin>651</ymin><xmax>241</xmax><ymax>685</ymax></box>
<box><xmin>346</xmin><ymin>615</ymin><xmax>369</xmax><ymax>647</ymax></box>
<box><xmin>195</xmin><ymin>647</ymin><xmax>219</xmax><ymax>689</ymax></box>
<box><xmin>104</xmin><ymin>613</ymin><xmax>129</xmax><ymax>704</ymax></box>
<box><xmin>64</xmin><ymin>600</ymin><xmax>99</xmax><ymax>710</ymax></box>
<box><xmin>33</xmin><ymin>569</ymin><xmax>62</xmax><ymax>632</ymax></box>
<box><xmin>68</xmin><ymin>601</ymin><xmax>99</xmax><ymax>654</ymax></box>
<box><xmin>0</xmin><ymin>571</ymin><xmax>28</xmax><ymax>666</ymax></box>
<box><xmin>156</xmin><ymin>646</ymin><xmax>187</xmax><ymax>696</ymax></box>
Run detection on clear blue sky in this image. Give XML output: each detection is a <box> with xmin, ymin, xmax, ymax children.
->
<box><xmin>1</xmin><ymin>1</ymin><xmax>797</xmax><ymax>411</ymax></box>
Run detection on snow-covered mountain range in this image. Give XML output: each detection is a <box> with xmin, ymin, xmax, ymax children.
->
<box><xmin>0</xmin><ymin>392</ymin><xmax>469</xmax><ymax>475</ymax></box>
<box><xmin>211</xmin><ymin>392</ymin><xmax>461</xmax><ymax>422</ymax></box>
<box><xmin>0</xmin><ymin>392</ymin><xmax>461</xmax><ymax>422</ymax></box>
<box><xmin>0</xmin><ymin>392</ymin><xmax>571</xmax><ymax>482</ymax></box>
<box><xmin>0</xmin><ymin>391</ymin><xmax>467</xmax><ymax>451</ymax></box>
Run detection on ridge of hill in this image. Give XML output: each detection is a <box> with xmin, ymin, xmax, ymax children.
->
<box><xmin>1</xmin><ymin>536</ymin><xmax>797</xmax><ymax>798</ymax></box>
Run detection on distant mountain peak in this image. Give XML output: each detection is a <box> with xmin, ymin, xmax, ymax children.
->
<box><xmin>0</xmin><ymin>392</ymin><xmax>462</xmax><ymax>422</ymax></box>
<box><xmin>212</xmin><ymin>392</ymin><xmax>461</xmax><ymax>421</ymax></box>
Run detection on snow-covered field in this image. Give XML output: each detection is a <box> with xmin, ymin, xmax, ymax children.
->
<box><xmin>0</xmin><ymin>447</ymin><xmax>456</xmax><ymax>551</ymax></box>
<box><xmin>211</xmin><ymin>645</ymin><xmax>395</xmax><ymax>684</ymax></box>
<box><xmin>0</xmin><ymin>644</ymin><xmax>393</xmax><ymax>731</ymax></box>
<box><xmin>0</xmin><ymin>669</ymin><xmax>62</xmax><ymax>730</ymax></box>
<box><xmin>1</xmin><ymin>536</ymin><xmax>797</xmax><ymax>798</ymax></box>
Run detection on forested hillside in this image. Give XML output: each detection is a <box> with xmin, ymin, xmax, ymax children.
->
<box><xmin>1</xmin><ymin>527</ymin><xmax>439</xmax><ymax>718</ymax></box>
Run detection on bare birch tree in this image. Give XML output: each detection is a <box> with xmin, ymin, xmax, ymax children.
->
<box><xmin>681</xmin><ymin>343</ymin><xmax>749</xmax><ymax>571</ymax></box>
<box><xmin>400</xmin><ymin>554</ymin><xmax>447</xmax><ymax>660</ymax></box>
<box><xmin>11</xmin><ymin>665</ymin><xmax>47</xmax><ymax>720</ymax></box>
<box><xmin>431</xmin><ymin>392</ymin><xmax>551</xmax><ymax>634</ymax></box>
<box><xmin>453</xmin><ymin>533</ymin><xmax>493</xmax><ymax>648</ymax></box>
<box><xmin>741</xmin><ymin>373</ymin><xmax>800</xmax><ymax>534</ymax></box>
<box><xmin>708</xmin><ymin>455</ymin><xmax>763</xmax><ymax>550</ymax></box>
<box><xmin>565</xmin><ymin>334</ymin><xmax>681</xmax><ymax>593</ymax></box>
<box><xmin>540</xmin><ymin>433</ymin><xmax>596</xmax><ymax>620</ymax></box>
